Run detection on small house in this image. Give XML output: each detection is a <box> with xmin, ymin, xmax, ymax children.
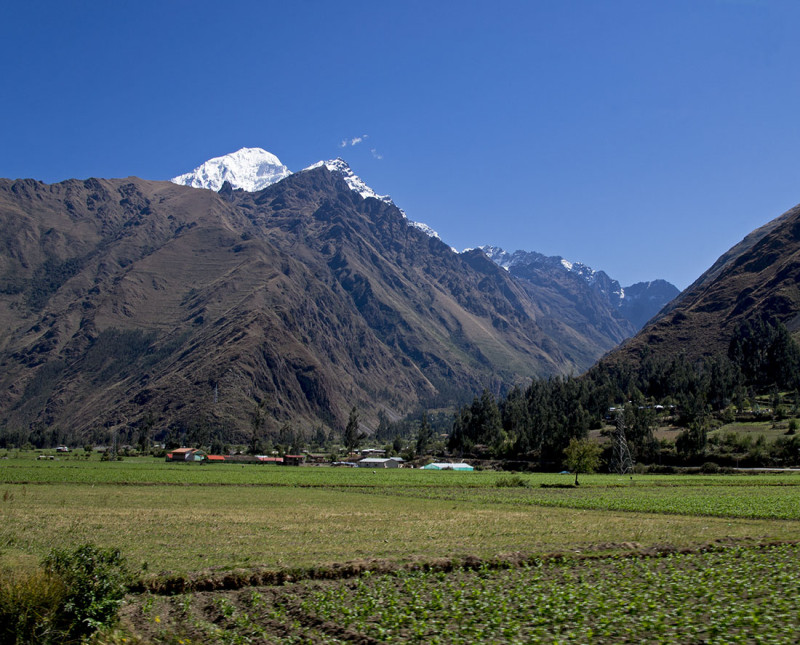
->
<box><xmin>255</xmin><ymin>456</ymin><xmax>284</xmax><ymax>464</ymax></box>
<box><xmin>284</xmin><ymin>454</ymin><xmax>305</xmax><ymax>466</ymax></box>
<box><xmin>360</xmin><ymin>448</ymin><xmax>386</xmax><ymax>457</ymax></box>
<box><xmin>165</xmin><ymin>448</ymin><xmax>205</xmax><ymax>462</ymax></box>
<box><xmin>357</xmin><ymin>457</ymin><xmax>399</xmax><ymax>468</ymax></box>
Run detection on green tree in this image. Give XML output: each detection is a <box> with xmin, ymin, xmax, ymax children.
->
<box><xmin>676</xmin><ymin>420</ymin><xmax>708</xmax><ymax>458</ymax></box>
<box><xmin>312</xmin><ymin>424</ymin><xmax>328</xmax><ymax>449</ymax></box>
<box><xmin>415</xmin><ymin>411</ymin><xmax>433</xmax><ymax>456</ymax></box>
<box><xmin>343</xmin><ymin>406</ymin><xmax>364</xmax><ymax>453</ymax></box>
<box><xmin>563</xmin><ymin>438</ymin><xmax>602</xmax><ymax>486</ymax></box>
<box><xmin>248</xmin><ymin>402</ymin><xmax>266</xmax><ymax>455</ymax></box>
<box><xmin>448</xmin><ymin>390</ymin><xmax>506</xmax><ymax>456</ymax></box>
<box><xmin>136</xmin><ymin>412</ymin><xmax>155</xmax><ymax>454</ymax></box>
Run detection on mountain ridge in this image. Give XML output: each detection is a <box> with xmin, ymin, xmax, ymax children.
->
<box><xmin>480</xmin><ymin>245</ymin><xmax>679</xmax><ymax>334</ymax></box>
<box><xmin>0</xmin><ymin>169</ymin><xmax>586</xmax><ymax>442</ymax></box>
<box><xmin>0</xmin><ymin>151</ymin><xmax>685</xmax><ymax>446</ymax></box>
<box><xmin>604</xmin><ymin>201</ymin><xmax>800</xmax><ymax>365</ymax></box>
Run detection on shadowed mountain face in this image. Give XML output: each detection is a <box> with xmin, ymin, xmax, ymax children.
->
<box><xmin>605</xmin><ymin>202</ymin><xmax>800</xmax><ymax>364</ymax></box>
<box><xmin>479</xmin><ymin>247</ymin><xmax>679</xmax><ymax>367</ymax></box>
<box><xmin>1</xmin><ymin>168</ymin><xmax>627</xmax><ymax>442</ymax></box>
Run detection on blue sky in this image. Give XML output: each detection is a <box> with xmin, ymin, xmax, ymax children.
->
<box><xmin>2</xmin><ymin>1</ymin><xmax>799</xmax><ymax>289</ymax></box>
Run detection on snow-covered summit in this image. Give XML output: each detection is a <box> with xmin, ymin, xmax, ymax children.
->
<box><xmin>171</xmin><ymin>148</ymin><xmax>444</xmax><ymax>242</ymax></box>
<box><xmin>409</xmin><ymin>221</ymin><xmax>440</xmax><ymax>239</ymax></box>
<box><xmin>171</xmin><ymin>147</ymin><xmax>292</xmax><ymax>192</ymax></box>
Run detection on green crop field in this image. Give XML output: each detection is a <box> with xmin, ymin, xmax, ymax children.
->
<box><xmin>138</xmin><ymin>544</ymin><xmax>797</xmax><ymax>644</ymax></box>
<box><xmin>1</xmin><ymin>456</ymin><xmax>799</xmax><ymax>642</ymax></box>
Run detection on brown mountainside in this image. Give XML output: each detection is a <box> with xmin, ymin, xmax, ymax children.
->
<box><xmin>0</xmin><ymin>168</ymin><xmax>609</xmax><ymax>442</ymax></box>
<box><xmin>605</xmin><ymin>202</ymin><xmax>800</xmax><ymax>364</ymax></box>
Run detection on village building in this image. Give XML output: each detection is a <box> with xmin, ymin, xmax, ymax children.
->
<box><xmin>360</xmin><ymin>448</ymin><xmax>387</xmax><ymax>457</ymax></box>
<box><xmin>357</xmin><ymin>457</ymin><xmax>399</xmax><ymax>468</ymax></box>
<box><xmin>255</xmin><ymin>456</ymin><xmax>283</xmax><ymax>464</ymax></box>
<box><xmin>421</xmin><ymin>462</ymin><xmax>474</xmax><ymax>471</ymax></box>
<box><xmin>165</xmin><ymin>448</ymin><xmax>206</xmax><ymax>462</ymax></box>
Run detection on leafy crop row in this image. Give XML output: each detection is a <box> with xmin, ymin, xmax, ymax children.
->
<box><xmin>381</xmin><ymin>481</ymin><xmax>800</xmax><ymax>520</ymax></box>
<box><xmin>130</xmin><ymin>544</ymin><xmax>800</xmax><ymax>643</ymax></box>
<box><xmin>299</xmin><ymin>544</ymin><xmax>800</xmax><ymax>643</ymax></box>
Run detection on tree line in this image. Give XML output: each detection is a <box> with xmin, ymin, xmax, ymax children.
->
<box><xmin>447</xmin><ymin>317</ymin><xmax>800</xmax><ymax>467</ymax></box>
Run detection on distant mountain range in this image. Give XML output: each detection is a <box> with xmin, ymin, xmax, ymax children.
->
<box><xmin>480</xmin><ymin>245</ymin><xmax>679</xmax><ymax>333</ymax></box>
<box><xmin>0</xmin><ymin>148</ymin><xmax>681</xmax><ymax>443</ymax></box>
<box><xmin>174</xmin><ymin>147</ymin><xmax>678</xmax><ymax>341</ymax></box>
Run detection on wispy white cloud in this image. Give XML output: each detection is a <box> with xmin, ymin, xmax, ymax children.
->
<box><xmin>371</xmin><ymin>148</ymin><xmax>383</xmax><ymax>160</ymax></box>
<box><xmin>340</xmin><ymin>134</ymin><xmax>369</xmax><ymax>147</ymax></box>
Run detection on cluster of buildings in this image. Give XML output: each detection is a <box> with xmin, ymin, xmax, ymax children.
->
<box><xmin>164</xmin><ymin>448</ymin><xmax>305</xmax><ymax>465</ymax></box>
<box><xmin>164</xmin><ymin>446</ymin><xmax>473</xmax><ymax>470</ymax></box>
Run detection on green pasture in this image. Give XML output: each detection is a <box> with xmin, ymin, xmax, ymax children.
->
<box><xmin>1</xmin><ymin>458</ymin><xmax>799</xmax><ymax>576</ymax></box>
<box><xmin>1</xmin><ymin>454</ymin><xmax>798</xmax><ymax>487</ymax></box>
<box><xmin>712</xmin><ymin>419</ymin><xmax>789</xmax><ymax>440</ymax></box>
<box><xmin>393</xmin><ymin>480</ymin><xmax>800</xmax><ymax>519</ymax></box>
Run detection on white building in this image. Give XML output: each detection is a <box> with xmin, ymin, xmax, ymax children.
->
<box><xmin>357</xmin><ymin>457</ymin><xmax>399</xmax><ymax>468</ymax></box>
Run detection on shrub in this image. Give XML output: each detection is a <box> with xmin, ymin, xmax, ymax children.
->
<box><xmin>42</xmin><ymin>544</ymin><xmax>129</xmax><ymax>642</ymax></box>
<box><xmin>495</xmin><ymin>474</ymin><xmax>528</xmax><ymax>488</ymax></box>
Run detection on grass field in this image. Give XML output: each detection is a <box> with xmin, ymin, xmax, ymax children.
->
<box><xmin>2</xmin><ymin>456</ymin><xmax>799</xmax><ymax>642</ymax></box>
<box><xmin>711</xmin><ymin>420</ymin><xmax>788</xmax><ymax>440</ymax></box>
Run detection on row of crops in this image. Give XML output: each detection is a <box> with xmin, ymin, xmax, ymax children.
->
<box><xmin>387</xmin><ymin>482</ymin><xmax>800</xmax><ymax>520</ymax></box>
<box><xmin>134</xmin><ymin>544</ymin><xmax>800</xmax><ymax>643</ymax></box>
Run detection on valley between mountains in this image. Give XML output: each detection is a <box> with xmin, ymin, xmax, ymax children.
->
<box><xmin>6</xmin><ymin>146</ymin><xmax>800</xmax><ymax>450</ymax></box>
<box><xmin>0</xmin><ymin>149</ymin><xmax>677</xmax><ymax>442</ymax></box>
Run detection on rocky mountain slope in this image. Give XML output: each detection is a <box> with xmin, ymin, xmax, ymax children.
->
<box><xmin>605</xmin><ymin>202</ymin><xmax>800</xmax><ymax>363</ymax></box>
<box><xmin>0</xmin><ymin>147</ymin><xmax>685</xmax><ymax>445</ymax></box>
<box><xmin>480</xmin><ymin>246</ymin><xmax>678</xmax><ymax>364</ymax></box>
<box><xmin>0</xmin><ymin>166</ymin><xmax>598</xmax><ymax>443</ymax></box>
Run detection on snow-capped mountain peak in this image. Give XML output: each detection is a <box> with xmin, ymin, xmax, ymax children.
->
<box><xmin>172</xmin><ymin>149</ymin><xmax>444</xmax><ymax>242</ymax></box>
<box><xmin>409</xmin><ymin>221</ymin><xmax>440</xmax><ymax>239</ymax></box>
<box><xmin>302</xmin><ymin>158</ymin><xmax>392</xmax><ymax>204</ymax></box>
<box><xmin>481</xmin><ymin>244</ymin><xmax>608</xmax><ymax>287</ymax></box>
<box><xmin>171</xmin><ymin>147</ymin><xmax>292</xmax><ymax>192</ymax></box>
<box><xmin>303</xmin><ymin>158</ymin><xmax>442</xmax><ymax>240</ymax></box>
